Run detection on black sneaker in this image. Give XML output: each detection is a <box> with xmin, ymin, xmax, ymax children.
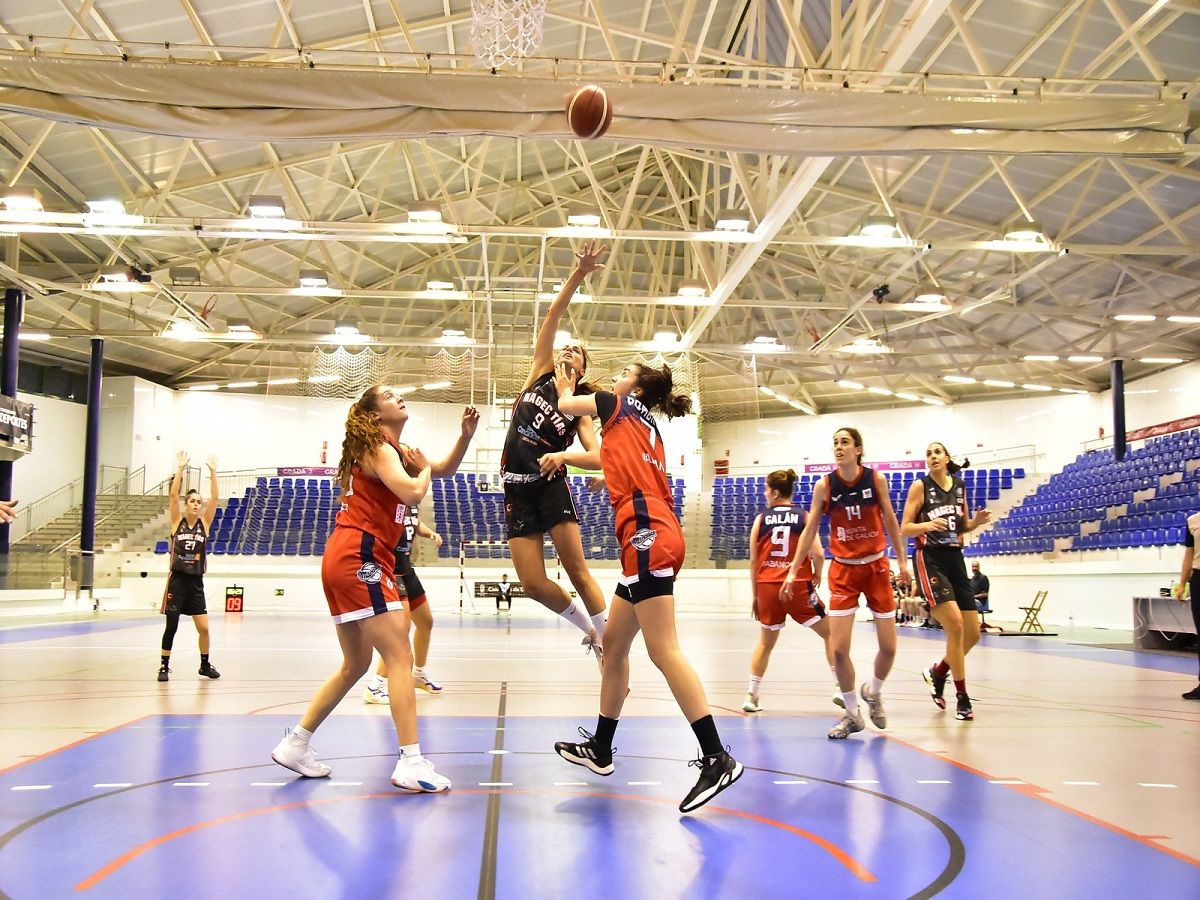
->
<box><xmin>955</xmin><ymin>691</ymin><xmax>974</xmax><ymax>721</ymax></box>
<box><xmin>198</xmin><ymin>662</ymin><xmax>221</xmax><ymax>679</ymax></box>
<box><xmin>554</xmin><ymin>728</ymin><xmax>614</xmax><ymax>776</ymax></box>
<box><xmin>1183</xmin><ymin>684</ymin><xmax>1200</xmax><ymax>701</ymax></box>
<box><xmin>679</xmin><ymin>749</ymin><xmax>743</xmax><ymax>813</ymax></box>
<box><xmin>922</xmin><ymin>667</ymin><xmax>947</xmax><ymax>710</ymax></box>
<box><xmin>157</xmin><ymin>665</ymin><xmax>170</xmax><ymax>683</ymax></box>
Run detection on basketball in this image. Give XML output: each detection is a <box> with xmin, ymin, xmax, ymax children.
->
<box><xmin>565</xmin><ymin>84</ymin><xmax>613</xmax><ymax>140</ymax></box>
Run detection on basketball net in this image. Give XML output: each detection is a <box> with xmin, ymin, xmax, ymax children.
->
<box><xmin>470</xmin><ymin>0</ymin><xmax>547</xmax><ymax>68</ymax></box>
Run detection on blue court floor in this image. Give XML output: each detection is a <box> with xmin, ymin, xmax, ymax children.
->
<box><xmin>0</xmin><ymin>610</ymin><xmax>1197</xmax><ymax>898</ymax></box>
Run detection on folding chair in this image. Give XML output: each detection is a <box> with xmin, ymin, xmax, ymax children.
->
<box><xmin>1018</xmin><ymin>590</ymin><xmax>1048</xmax><ymax>633</ymax></box>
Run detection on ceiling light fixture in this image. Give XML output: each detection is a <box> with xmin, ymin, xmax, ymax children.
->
<box><xmin>1113</xmin><ymin>314</ymin><xmax>1156</xmax><ymax>322</ymax></box>
<box><xmin>1</xmin><ymin>187</ymin><xmax>42</xmax><ymax>214</ymax></box>
<box><xmin>1139</xmin><ymin>357</ymin><xmax>1183</xmax><ymax>364</ymax></box>
<box><xmin>942</xmin><ymin>375</ymin><xmax>977</xmax><ymax>384</ymax></box>
<box><xmin>567</xmin><ymin>208</ymin><xmax>602</xmax><ymax>228</ymax></box>
<box><xmin>422</xmin><ymin>380</ymin><xmax>453</xmax><ymax>391</ymax></box>
<box><xmin>1021</xmin><ymin>383</ymin><xmax>1053</xmax><ymax>391</ymax></box>
<box><xmin>1066</xmin><ymin>355</ymin><xmax>1103</xmax><ymax>363</ymax></box>
<box><xmin>1167</xmin><ymin>315</ymin><xmax>1200</xmax><ymax>324</ymax></box>
<box><xmin>266</xmin><ymin>376</ymin><xmax>300</xmax><ymax>386</ymax></box>
<box><xmin>1005</xmin><ymin>220</ymin><xmax>1045</xmax><ymax>242</ymax></box>
<box><xmin>714</xmin><ymin>208</ymin><xmax>751</xmax><ymax>231</ymax></box>
<box><xmin>1022</xmin><ymin>354</ymin><xmax>1060</xmax><ymax>362</ymax></box>
<box><xmin>426</xmin><ymin>278</ymin><xmax>456</xmax><ymax>291</ymax></box>
<box><xmin>333</xmin><ymin>322</ymin><xmax>359</xmax><ymax>335</ymax></box>
<box><xmin>247</xmin><ymin>194</ymin><xmax>286</xmax><ymax>218</ymax></box>
<box><xmin>407</xmin><ymin>201</ymin><xmax>443</xmax><ymax>223</ymax></box>
<box><xmin>837</xmin><ymin>380</ymin><xmax>865</xmax><ymax>390</ymax></box>
<box><xmin>983</xmin><ymin>379</ymin><xmax>1015</xmax><ymax>388</ymax></box>
<box><xmin>677</xmin><ymin>280</ymin><xmax>707</xmax><ymax>298</ymax></box>
<box><xmin>859</xmin><ymin>215</ymin><xmax>900</xmax><ymax>239</ymax></box>
<box><xmin>298</xmin><ymin>269</ymin><xmax>329</xmax><ymax>289</ymax></box>
<box><xmin>840</xmin><ymin>337</ymin><xmax>892</xmax><ymax>354</ymax></box>
<box><xmin>227</xmin><ymin>381</ymin><xmax>258</xmax><ymax>389</ymax></box>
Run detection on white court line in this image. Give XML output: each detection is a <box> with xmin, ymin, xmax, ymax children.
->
<box><xmin>917</xmin><ymin>780</ymin><xmax>951</xmax><ymax>784</ymax></box>
<box><xmin>94</xmin><ymin>783</ymin><xmax>133</xmax><ymax>788</ymax></box>
<box><xmin>627</xmin><ymin>781</ymin><xmax>661</xmax><ymax>786</ymax></box>
<box><xmin>845</xmin><ymin>779</ymin><xmax>880</xmax><ymax>785</ymax></box>
<box><xmin>772</xmin><ymin>780</ymin><xmax>808</xmax><ymax>785</ymax></box>
<box><xmin>250</xmin><ymin>782</ymin><xmax>288</xmax><ymax>786</ymax></box>
<box><xmin>1138</xmin><ymin>783</ymin><xmax>1177</xmax><ymax>788</ymax></box>
<box><xmin>479</xmin><ymin>782</ymin><xmax>512</xmax><ymax>787</ymax></box>
<box><xmin>487</xmin><ymin>749</ymin><xmax>509</xmax><ymax>755</ymax></box>
<box><xmin>1062</xmin><ymin>781</ymin><xmax>1100</xmax><ymax>786</ymax></box>
<box><xmin>172</xmin><ymin>782</ymin><xmax>210</xmax><ymax>787</ymax></box>
<box><xmin>328</xmin><ymin>781</ymin><xmax>363</xmax><ymax>786</ymax></box>
<box><xmin>11</xmin><ymin>785</ymin><xmax>52</xmax><ymax>791</ymax></box>
<box><xmin>989</xmin><ymin>779</ymin><xmax>1025</xmax><ymax>785</ymax></box>
<box><xmin>553</xmin><ymin>782</ymin><xmax>588</xmax><ymax>787</ymax></box>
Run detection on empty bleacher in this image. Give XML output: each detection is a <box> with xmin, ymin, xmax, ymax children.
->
<box><xmin>155</xmin><ymin>476</ymin><xmax>339</xmax><ymax>557</ymax></box>
<box><xmin>976</xmin><ymin>428</ymin><xmax>1198</xmax><ymax>556</ymax></box>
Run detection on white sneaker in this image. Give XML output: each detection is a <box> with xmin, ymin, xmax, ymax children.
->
<box><xmin>363</xmin><ymin>683</ymin><xmax>390</xmax><ymax>704</ymax></box>
<box><xmin>414</xmin><ymin>672</ymin><xmax>443</xmax><ymax>694</ymax></box>
<box><xmin>742</xmin><ymin>693</ymin><xmax>761</xmax><ymax>713</ymax></box>
<box><xmin>391</xmin><ymin>755</ymin><xmax>451</xmax><ymax>793</ymax></box>
<box><xmin>271</xmin><ymin>733</ymin><xmax>332</xmax><ymax>778</ymax></box>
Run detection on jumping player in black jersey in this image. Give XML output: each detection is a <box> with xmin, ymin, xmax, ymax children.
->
<box><xmin>501</xmin><ymin>242</ymin><xmax>609</xmax><ymax>657</ymax></box>
<box><xmin>900</xmin><ymin>442</ymin><xmax>991</xmax><ymax>720</ymax></box>
<box><xmin>157</xmin><ymin>452</ymin><xmax>220</xmax><ymax>682</ymax></box>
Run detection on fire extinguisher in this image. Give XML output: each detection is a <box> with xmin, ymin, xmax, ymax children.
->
<box><xmin>321</xmin><ymin>450</ymin><xmax>327</xmax><ymax>464</ymax></box>
<box><xmin>321</xmin><ymin>440</ymin><xmax>328</xmax><ymax>465</ymax></box>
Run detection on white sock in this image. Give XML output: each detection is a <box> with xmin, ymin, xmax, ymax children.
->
<box><xmin>841</xmin><ymin>691</ymin><xmax>859</xmax><ymax>716</ymax></box>
<box><xmin>748</xmin><ymin>674</ymin><xmax>763</xmax><ymax>696</ymax></box>
<box><xmin>870</xmin><ymin>677</ymin><xmax>885</xmax><ymax>697</ymax></box>
<box><xmin>413</xmin><ymin>666</ymin><xmax>427</xmax><ymax>677</ymax></box>
<box><xmin>399</xmin><ymin>742</ymin><xmax>422</xmax><ymax>761</ymax></box>
<box><xmin>590</xmin><ymin>611</ymin><xmax>608</xmax><ymax>638</ymax></box>
<box><xmin>369</xmin><ymin>673</ymin><xmax>385</xmax><ymax>688</ymax></box>
<box><xmin>293</xmin><ymin>725</ymin><xmax>314</xmax><ymax>743</ymax></box>
<box><xmin>558</xmin><ymin>598</ymin><xmax>593</xmax><ymax>635</ymax></box>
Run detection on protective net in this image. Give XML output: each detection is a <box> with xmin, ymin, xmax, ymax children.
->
<box><xmin>694</xmin><ymin>354</ymin><xmax>762</xmax><ymax>425</ymax></box>
<box><xmin>470</xmin><ymin>0</ymin><xmax>547</xmax><ymax>68</ymax></box>
<box><xmin>300</xmin><ymin>346</ymin><xmax>394</xmax><ymax>398</ymax></box>
<box><xmin>425</xmin><ymin>349</ymin><xmax>490</xmax><ymax>406</ymax></box>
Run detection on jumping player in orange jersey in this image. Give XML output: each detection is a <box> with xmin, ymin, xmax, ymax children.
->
<box><xmin>783</xmin><ymin>427</ymin><xmax>911</xmax><ymax>739</ymax></box>
<box><xmin>742</xmin><ymin>468</ymin><xmax>834</xmax><ymax>714</ymax></box>
<box><xmin>271</xmin><ymin>385</ymin><xmax>478</xmax><ymax>792</ymax></box>
<box><xmin>901</xmin><ymin>442</ymin><xmax>991</xmax><ymax>721</ymax></box>
<box><xmin>551</xmin><ymin>360</ymin><xmax>743</xmax><ymax>813</ymax></box>
<box><xmin>502</xmin><ymin>242</ymin><xmax>609</xmax><ymax>660</ymax></box>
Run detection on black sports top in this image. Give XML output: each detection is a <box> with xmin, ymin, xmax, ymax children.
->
<box><xmin>915</xmin><ymin>474</ymin><xmax>967</xmax><ymax>550</ymax></box>
<box><xmin>170</xmin><ymin>517</ymin><xmax>207</xmax><ymax>575</ymax></box>
<box><xmin>500</xmin><ymin>371</ymin><xmax>581</xmax><ymax>483</ymax></box>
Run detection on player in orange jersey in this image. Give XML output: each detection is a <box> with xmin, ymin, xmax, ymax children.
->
<box><xmin>551</xmin><ymin>360</ymin><xmax>742</xmax><ymax>813</ymax></box>
<box><xmin>271</xmin><ymin>385</ymin><xmax>478</xmax><ymax>792</ymax></box>
<box><xmin>783</xmin><ymin>427</ymin><xmax>911</xmax><ymax>739</ymax></box>
<box><xmin>742</xmin><ymin>468</ymin><xmax>835</xmax><ymax>714</ymax></box>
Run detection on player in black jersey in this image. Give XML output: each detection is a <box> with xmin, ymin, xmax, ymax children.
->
<box><xmin>158</xmin><ymin>452</ymin><xmax>220</xmax><ymax>682</ymax></box>
<box><xmin>900</xmin><ymin>442</ymin><xmax>991</xmax><ymax>720</ymax></box>
<box><xmin>501</xmin><ymin>242</ymin><xmax>609</xmax><ymax>657</ymax></box>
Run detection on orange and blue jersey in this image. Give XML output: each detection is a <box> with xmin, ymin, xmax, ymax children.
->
<box><xmin>754</xmin><ymin>503</ymin><xmax>812</xmax><ymax>583</ymax></box>
<box><xmin>823</xmin><ymin>466</ymin><xmax>887</xmax><ymax>561</ymax></box>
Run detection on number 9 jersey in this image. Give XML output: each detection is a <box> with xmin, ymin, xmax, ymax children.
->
<box><xmin>755</xmin><ymin>504</ymin><xmax>813</xmax><ymax>583</ymax></box>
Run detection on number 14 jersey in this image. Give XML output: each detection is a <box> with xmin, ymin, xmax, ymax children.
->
<box><xmin>755</xmin><ymin>503</ymin><xmax>812</xmax><ymax>583</ymax></box>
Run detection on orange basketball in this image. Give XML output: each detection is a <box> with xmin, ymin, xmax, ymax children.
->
<box><xmin>566</xmin><ymin>84</ymin><xmax>614</xmax><ymax>140</ymax></box>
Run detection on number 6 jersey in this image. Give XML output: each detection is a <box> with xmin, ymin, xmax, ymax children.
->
<box><xmin>754</xmin><ymin>503</ymin><xmax>812</xmax><ymax>583</ymax></box>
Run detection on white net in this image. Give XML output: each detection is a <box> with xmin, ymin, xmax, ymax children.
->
<box><xmin>470</xmin><ymin>0</ymin><xmax>547</xmax><ymax>68</ymax></box>
<box><xmin>303</xmin><ymin>346</ymin><xmax>394</xmax><ymax>398</ymax></box>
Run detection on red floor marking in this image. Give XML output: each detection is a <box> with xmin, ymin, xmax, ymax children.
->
<box><xmin>73</xmin><ymin>787</ymin><xmax>878</xmax><ymax>891</ymax></box>
<box><xmin>0</xmin><ymin>716</ymin><xmax>152</xmax><ymax>776</ymax></box>
<box><xmin>882</xmin><ymin>733</ymin><xmax>1200</xmax><ymax>870</ymax></box>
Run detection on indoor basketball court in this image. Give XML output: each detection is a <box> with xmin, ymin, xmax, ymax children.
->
<box><xmin>0</xmin><ymin>1</ymin><xmax>1198</xmax><ymax>898</ymax></box>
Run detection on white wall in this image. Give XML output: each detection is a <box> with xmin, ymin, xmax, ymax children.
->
<box><xmin>13</xmin><ymin>392</ymin><xmax>88</xmax><ymax>502</ymax></box>
<box><xmin>703</xmin><ymin>360</ymin><xmax>1196</xmax><ymax>482</ymax></box>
